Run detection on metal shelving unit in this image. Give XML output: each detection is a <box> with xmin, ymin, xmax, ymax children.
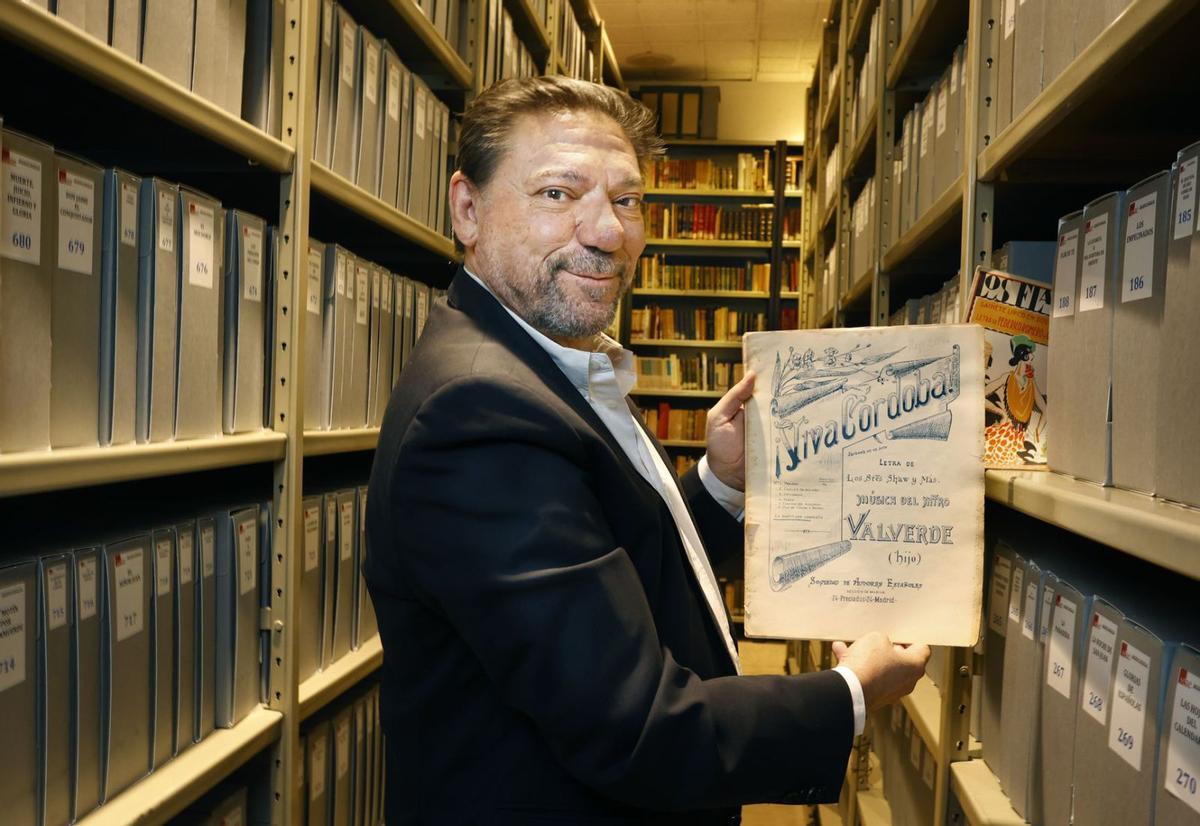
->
<box><xmin>303</xmin><ymin>428</ymin><xmax>383</xmax><ymax>457</ymax></box>
<box><xmin>299</xmin><ymin>636</ymin><xmax>384</xmax><ymax>721</ymax></box>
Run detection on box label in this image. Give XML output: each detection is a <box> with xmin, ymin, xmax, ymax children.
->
<box><xmin>0</xmin><ymin>583</ymin><xmax>27</xmax><ymax>692</ymax></box>
<box><xmin>372</xmin><ymin>269</ymin><xmax>381</xmax><ymax>309</ymax></box>
<box><xmin>1082</xmin><ymin>611</ymin><xmax>1119</xmax><ymax>724</ymax></box>
<box><xmin>340</xmin><ymin>500</ymin><xmax>354</xmax><ymax>561</ymax></box>
<box><xmin>187</xmin><ymin>200</ymin><xmax>215</xmax><ymax>289</ymax></box>
<box><xmin>304</xmin><ymin>505</ymin><xmax>321</xmax><ymax>572</ymax></box>
<box><xmin>243</xmin><ymin>224</ymin><xmax>264</xmax><ymax>303</ymax></box>
<box><xmin>340</xmin><ymin>22</ymin><xmax>356</xmax><ymax>87</ymax></box>
<box><xmin>322</xmin><ymin>0</ymin><xmax>332</xmax><ymax>47</ymax></box>
<box><xmin>236</xmin><ymin>518</ymin><xmax>257</xmax><ymax>596</ymax></box>
<box><xmin>326</xmin><ymin>499</ymin><xmax>337</xmax><ymax>545</ymax></box>
<box><xmin>2</xmin><ymin>148</ymin><xmax>43</xmax><ymax>265</ymax></box>
<box><xmin>1165</xmin><ymin>665</ymin><xmax>1200</xmax><ymax>815</ymax></box>
<box><xmin>201</xmin><ymin>524</ymin><xmax>216</xmax><ymax>578</ymax></box>
<box><xmin>114</xmin><ymin>547</ymin><xmax>145</xmax><ymax>642</ymax></box>
<box><xmin>1052</xmin><ymin>228</ymin><xmax>1079</xmax><ymax>317</ymax></box>
<box><xmin>356</xmin><ymin>266</ymin><xmax>369</xmax><ymax>325</ymax></box>
<box><xmin>1046</xmin><ymin>593</ymin><xmax>1077</xmax><ymax>699</ymax></box>
<box><xmin>1039</xmin><ymin>586</ymin><xmax>1054</xmax><ymax>642</ymax></box>
<box><xmin>1006</xmin><ymin>564</ymin><xmax>1024</xmax><ymax>626</ymax></box>
<box><xmin>1108</xmin><ymin>639</ymin><xmax>1151</xmax><ymax>770</ymax></box>
<box><xmin>120</xmin><ymin>181</ymin><xmax>138</xmax><ymax>247</ymax></box>
<box><xmin>1174</xmin><ymin>157</ymin><xmax>1197</xmax><ymax>240</ymax></box>
<box><xmin>158</xmin><ymin>189</ymin><xmax>175</xmax><ymax>253</ymax></box>
<box><xmin>310</xmin><ymin>733</ymin><xmax>327</xmax><ymax>800</ymax></box>
<box><xmin>58</xmin><ymin>170</ymin><xmax>96</xmax><ymax>275</ymax></box>
<box><xmin>936</xmin><ymin>83</ymin><xmax>948</xmax><ymax>138</ymax></box>
<box><xmin>156</xmin><ymin>539</ymin><xmax>173</xmax><ymax>597</ymax></box>
<box><xmin>387</xmin><ymin>64</ymin><xmax>401</xmax><ymax>121</ymax></box>
<box><xmin>415</xmin><ymin>87</ymin><xmax>426</xmax><ymax>139</ymax></box>
<box><xmin>1121</xmin><ymin>192</ymin><xmax>1157</xmax><ymax>302</ymax></box>
<box><xmin>1078</xmin><ymin>214</ymin><xmax>1108</xmax><ymax>312</ymax></box>
<box><xmin>987</xmin><ymin>554</ymin><xmax>1012</xmax><ymax>636</ymax></box>
<box><xmin>335</xmin><ymin>718</ymin><xmax>350</xmax><ymax>777</ymax></box>
<box><xmin>364</xmin><ymin>41</ymin><xmax>379</xmax><ymax>105</ymax></box>
<box><xmin>78</xmin><ymin>557</ymin><xmax>98</xmax><ymax>621</ymax></box>
<box><xmin>381</xmin><ymin>276</ymin><xmax>391</xmax><ymax>313</ymax></box>
<box><xmin>307</xmin><ymin>249</ymin><xmax>322</xmax><ymax>315</ymax></box>
<box><xmin>1004</xmin><ymin>0</ymin><xmax>1016</xmax><ymax>37</ymax></box>
<box><xmin>178</xmin><ymin>531</ymin><xmax>194</xmax><ymax>586</ymax></box>
<box><xmin>46</xmin><ymin>563</ymin><xmax>68</xmax><ymax>631</ymax></box>
<box><xmin>919</xmin><ymin>106</ymin><xmax>931</xmax><ymax>158</ymax></box>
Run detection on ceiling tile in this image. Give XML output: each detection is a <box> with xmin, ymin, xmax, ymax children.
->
<box><xmin>695</xmin><ymin>0</ymin><xmax>758</xmax><ymax>22</ymax></box>
<box><xmin>704</xmin><ymin>40</ymin><xmax>756</xmax><ymax>62</ymax></box>
<box><xmin>758</xmin><ymin>39</ymin><xmax>802</xmax><ymax>59</ymax></box>
<box><xmin>701</xmin><ymin>18</ymin><xmax>756</xmax><ymax>40</ymax></box>
<box><xmin>594</xmin><ymin>1</ymin><xmax>641</xmax><ymax>25</ymax></box>
<box><xmin>754</xmin><ymin>70</ymin><xmax>808</xmax><ymax>82</ymax></box>
<box><xmin>758</xmin><ymin>55</ymin><xmax>802</xmax><ymax>73</ymax></box>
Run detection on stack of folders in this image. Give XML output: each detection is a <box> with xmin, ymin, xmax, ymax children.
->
<box><xmin>848</xmin><ymin>176</ymin><xmax>877</xmax><ymax>286</ymax></box>
<box><xmin>0</xmin><ymin>123</ymin><xmax>276</xmax><ymax>457</ymax></box>
<box><xmin>298</xmin><ymin>485</ymin><xmax>379</xmax><ymax>687</ymax></box>
<box><xmin>978</xmin><ymin>534</ymin><xmax>1200</xmax><ymax>825</ymax></box>
<box><xmin>302</xmin><ymin>682</ymin><xmax>386</xmax><ymax>826</ymax></box>
<box><xmin>0</xmin><ymin>505</ymin><xmax>270</xmax><ymax>824</ymax></box>
<box><xmin>413</xmin><ymin>0</ymin><xmax>467</xmax><ymax>51</ymax></box>
<box><xmin>303</xmin><ymin>240</ymin><xmax>443</xmax><ymax>431</ymax></box>
<box><xmin>885</xmin><ymin>41</ymin><xmax>967</xmax><ymax>248</ymax></box>
<box><xmin>557</xmin><ymin>2</ymin><xmax>591</xmax><ymax>80</ymax></box>
<box><xmin>52</xmin><ymin>0</ymin><xmax>285</xmax><ymax>137</ymax></box>
<box><xmin>870</xmin><ymin>697</ymin><xmax>939</xmax><ymax>826</ymax></box>
<box><xmin>479</xmin><ymin>0</ymin><xmax>541</xmax><ymax>89</ymax></box>
<box><xmin>994</xmin><ymin>0</ymin><xmax>1134</xmax><ymax>137</ymax></box>
<box><xmin>313</xmin><ymin>1</ymin><xmax>454</xmax><ymax>238</ymax></box>
<box><xmin>172</xmin><ymin>780</ymin><xmax>252</xmax><ymax>826</ymax></box>
<box><xmin>844</xmin><ymin>7</ymin><xmax>881</xmax><ymax>146</ymax></box>
<box><xmin>1049</xmin><ymin>140</ymin><xmax>1199</xmax><ymax>500</ymax></box>
<box><xmin>886</xmin><ymin>275</ymin><xmax>963</xmax><ymax>327</ymax></box>
<box><xmin>818</xmin><ymin>245</ymin><xmax>837</xmax><ymax>321</ymax></box>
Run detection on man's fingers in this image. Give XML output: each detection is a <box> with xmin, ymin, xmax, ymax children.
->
<box><xmin>897</xmin><ymin>644</ymin><xmax>932</xmax><ymax>667</ymax></box>
<box><xmin>831</xmin><ymin>640</ymin><xmax>849</xmax><ymax>661</ymax></box>
<box><xmin>709</xmin><ymin>371</ymin><xmax>755</xmax><ymax>423</ymax></box>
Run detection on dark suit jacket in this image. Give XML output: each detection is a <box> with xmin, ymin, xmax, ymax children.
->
<box><xmin>365</xmin><ymin>270</ymin><xmax>854</xmax><ymax>825</ymax></box>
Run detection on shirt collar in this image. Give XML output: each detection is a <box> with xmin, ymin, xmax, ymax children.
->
<box><xmin>462</xmin><ymin>267</ymin><xmax>637</xmax><ymax>402</ymax></box>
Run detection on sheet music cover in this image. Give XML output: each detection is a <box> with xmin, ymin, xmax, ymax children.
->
<box><xmin>743</xmin><ymin>325</ymin><xmax>984</xmax><ymax>645</ymax></box>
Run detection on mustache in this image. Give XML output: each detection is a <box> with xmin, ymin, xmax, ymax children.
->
<box><xmin>548</xmin><ymin>252</ymin><xmax>628</xmax><ymax>278</ymax></box>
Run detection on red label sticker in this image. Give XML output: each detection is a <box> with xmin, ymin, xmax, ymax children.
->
<box><xmin>1093</xmin><ymin>613</ymin><xmax>1100</xmax><ymax>627</ymax></box>
<box><xmin>1182</xmin><ymin>668</ymin><xmax>1189</xmax><ymax>685</ymax></box>
<box><xmin>1121</xmin><ymin>642</ymin><xmax>1129</xmax><ymax>657</ymax></box>
<box><xmin>58</xmin><ymin>169</ymin><xmax>67</xmax><ymax>183</ymax></box>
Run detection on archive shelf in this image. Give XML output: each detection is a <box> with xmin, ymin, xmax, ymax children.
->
<box><xmin>632</xmin><ymin>289</ymin><xmax>770</xmax><ymax>299</ymax></box>
<box><xmin>378</xmin><ymin>0</ymin><xmax>473</xmax><ymax>92</ymax></box>
<box><xmin>782</xmin><ymin>239</ymin><xmax>803</xmax><ymax>249</ymax></box>
<box><xmin>884</xmin><ymin>0</ymin><xmax>969</xmax><ymax>88</ymax></box>
<box><xmin>843</xmin><ymin>101</ymin><xmax>879</xmax><ymax>179</ymax></box>
<box><xmin>781</xmin><ymin>291</ymin><xmax>801</xmax><ymax>299</ymax></box>
<box><xmin>643</xmin><ymin>238</ymin><xmax>773</xmax><ymax>250</ymax></box>
<box><xmin>949</xmin><ymin>760</ymin><xmax>1024</xmax><ymax>826</ymax></box>
<box><xmin>879</xmin><ymin>174</ymin><xmax>964</xmax><ymax>271</ymax></box>
<box><xmin>818</xmin><ymin>307</ymin><xmax>836</xmax><ymax>328</ymax></box>
<box><xmin>303</xmin><ymin>428</ymin><xmax>383</xmax><ymax>457</ymax></box>
<box><xmin>630</xmin><ymin>339</ymin><xmax>743</xmax><ymax>349</ymax></box>
<box><xmin>504</xmin><ymin>0</ymin><xmax>552</xmax><ymax>61</ymax></box>
<box><xmin>848</xmin><ymin>0</ymin><xmax>877</xmax><ymax>49</ymax></box>
<box><xmin>842</xmin><ymin>267</ymin><xmax>876</xmax><ymax>308</ymax></box>
<box><xmin>299</xmin><ymin>636</ymin><xmax>384</xmax><ymax>721</ymax></box>
<box><xmin>310</xmin><ymin>162</ymin><xmax>458</xmax><ymax>260</ymax></box>
<box><xmin>75</xmin><ymin>707</ymin><xmax>283</xmax><ymax>826</ymax></box>
<box><xmin>820</xmin><ymin>196</ymin><xmax>839</xmax><ymax>232</ymax></box>
<box><xmin>785</xmin><ymin>188</ymin><xmax>804</xmax><ymax>199</ymax></box>
<box><xmin>817</xmin><ymin>803</ymin><xmax>846</xmax><ymax>826</ymax></box>
<box><xmin>983</xmin><ymin>470</ymin><xmax>1200</xmax><ymax>581</ymax></box>
<box><xmin>600</xmin><ymin>26</ymin><xmax>624</xmax><ymax>90</ymax></box>
<box><xmin>901</xmin><ymin>675</ymin><xmax>941</xmax><ymax>755</ymax></box>
<box><xmin>821</xmin><ymin>87</ymin><xmax>842</xmax><ymax>133</ymax></box>
<box><xmin>0</xmin><ymin>432</ymin><xmax>288</xmax><ymax>498</ymax></box>
<box><xmin>628</xmin><ymin>388</ymin><xmax>725</xmax><ymax>399</ymax></box>
<box><xmin>0</xmin><ymin>1</ymin><xmax>293</xmax><ymax>173</ymax></box>
<box><xmin>644</xmin><ymin>188</ymin><xmax>775</xmax><ymax>198</ymax></box>
<box><xmin>856</xmin><ymin>788</ymin><xmax>893</xmax><ymax>826</ymax></box>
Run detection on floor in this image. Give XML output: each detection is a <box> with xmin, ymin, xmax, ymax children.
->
<box><xmin>738</xmin><ymin>641</ymin><xmax>818</xmax><ymax>826</ymax></box>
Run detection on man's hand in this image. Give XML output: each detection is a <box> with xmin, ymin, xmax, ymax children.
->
<box><xmin>832</xmin><ymin>633</ymin><xmax>931</xmax><ymax>712</ymax></box>
<box><xmin>705</xmin><ymin>371</ymin><xmax>755</xmax><ymax>492</ymax></box>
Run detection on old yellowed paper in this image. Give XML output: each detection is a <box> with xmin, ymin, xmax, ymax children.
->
<box><xmin>743</xmin><ymin>325</ymin><xmax>985</xmax><ymax>645</ymax></box>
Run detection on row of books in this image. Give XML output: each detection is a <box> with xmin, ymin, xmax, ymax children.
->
<box><xmin>314</xmin><ymin>2</ymin><xmax>452</xmax><ymax>237</ymax></box>
<box><xmin>818</xmin><ymin>245</ymin><xmax>837</xmax><ymax>319</ymax></box>
<box><xmin>823</xmin><ymin>142</ymin><xmax>840</xmax><ymax>211</ymax></box>
<box><xmin>633</xmin><ymin>353</ymin><xmax>744</xmax><ymax>393</ymax></box>
<box><xmin>44</xmin><ymin>0</ymin><xmax>285</xmax><ymax>138</ymax></box>
<box><xmin>0</xmin><ymin>126</ymin><xmax>276</xmax><ymax>454</ymax></box>
<box><xmin>887</xmin><ymin>276</ymin><xmax>963</xmax><ymax>327</ymax></box>
<box><xmin>642</xmin><ymin>203</ymin><xmax>775</xmax><ymax>242</ymax></box>
<box><xmin>647</xmin><ymin>153</ymin><xmax>774</xmax><ymax>192</ymax></box>
<box><xmin>847</xmin><ymin>176</ymin><xmax>878</xmax><ymax>286</ymax></box>
<box><xmin>673</xmin><ymin>454</ymin><xmax>699</xmax><ymax>475</ymax></box>
<box><xmin>1049</xmin><ymin>139</ymin><xmax>1200</xmax><ymax>507</ymax></box>
<box><xmin>885</xmin><ymin>42</ymin><xmax>967</xmax><ymax>247</ymax></box>
<box><xmin>479</xmin><ymin>0</ymin><xmax>541</xmax><ymax>90</ymax></box>
<box><xmin>640</xmin><ymin>404</ymin><xmax>708</xmax><ymax>443</ymax></box>
<box><xmin>782</xmin><ymin>256</ymin><xmax>799</xmax><ymax>292</ymax></box>
<box><xmin>977</xmin><ymin>533</ymin><xmax>1198</xmax><ymax>825</ymax></box>
<box><xmin>634</xmin><ymin>256</ymin><xmax>772</xmax><ymax>293</ymax></box>
<box><xmin>845</xmin><ymin>5</ymin><xmax>881</xmax><ymax>146</ymax></box>
<box><xmin>782</xmin><ymin>204</ymin><xmax>802</xmax><ymax>241</ymax></box>
<box><xmin>783</xmin><ymin>156</ymin><xmax>803</xmax><ymax>192</ymax></box>
<box><xmin>303</xmin><ymin>243</ymin><xmax>442</xmax><ymax>432</ymax></box>
<box><xmin>411</xmin><ymin>0</ymin><xmax>467</xmax><ymax>50</ymax></box>
<box><xmin>556</xmin><ymin>0</ymin><xmax>592</xmax><ymax>80</ymax></box>
<box><xmin>302</xmin><ymin>681</ymin><xmax>386</xmax><ymax>826</ymax></box>
<box><xmin>629</xmin><ymin>305</ymin><xmax>766</xmax><ymax>343</ymax></box>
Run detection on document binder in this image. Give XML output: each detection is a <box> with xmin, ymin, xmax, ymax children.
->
<box><xmin>40</xmin><ymin>553</ymin><xmax>74</xmax><ymax>826</ymax></box>
<box><xmin>365</xmin><ymin>266</ymin><xmax>382</xmax><ymax>427</ymax></box>
<box><xmin>175</xmin><ymin>188</ymin><xmax>224</xmax><ymax>440</ymax></box>
<box><xmin>196</xmin><ymin>517</ymin><xmax>218</xmax><ymax>741</ymax></box>
<box><xmin>72</xmin><ymin>547</ymin><xmax>104</xmax><ymax>819</ymax></box>
<box><xmin>51</xmin><ymin>153</ymin><xmax>104</xmax><ymax>449</ymax></box>
<box><xmin>353</xmin><ymin>697</ymin><xmax>366</xmax><ymax>826</ymax></box>
<box><xmin>305</xmin><ymin>239</ymin><xmax>332</xmax><ymax>431</ymax></box>
<box><xmin>0</xmin><ymin>559</ymin><xmax>39</xmax><ymax>826</ymax></box>
<box><xmin>349</xmin><ymin>258</ymin><xmax>371</xmax><ymax>427</ymax></box>
<box><xmin>332</xmin><ymin>490</ymin><xmax>356</xmax><ymax>662</ymax></box>
<box><xmin>375</xmin><ymin>270</ymin><xmax>394</xmax><ymax>424</ymax></box>
<box><xmin>215</xmin><ymin>506</ymin><xmax>260</xmax><ymax>728</ymax></box>
<box><xmin>101</xmin><ymin>168</ymin><xmax>142</xmax><ymax>446</ymax></box>
<box><xmin>243</xmin><ymin>0</ymin><xmax>284</xmax><ymax>136</ymax></box>
<box><xmin>0</xmin><ymin>128</ymin><xmax>54</xmax><ymax>453</ymax></box>
<box><xmin>300</xmin><ymin>496</ymin><xmax>324</xmax><ymax>683</ymax></box>
<box><xmin>1156</xmin><ymin>643</ymin><xmax>1200</xmax><ymax>825</ymax></box>
<box><xmin>307</xmin><ymin>720</ymin><xmax>331</xmax><ymax>826</ymax></box>
<box><xmin>330</xmin><ymin>246</ymin><xmax>353</xmax><ymax>429</ymax></box>
<box><xmin>1071</xmin><ymin>596</ymin><xmax>1125</xmax><ymax>826</ymax></box>
<box><xmin>1042</xmin><ymin>0</ymin><xmax>1079</xmax><ymax>87</ymax></box>
<box><xmin>142</xmin><ymin>0</ymin><xmax>195</xmax><ymax>89</ymax></box>
<box><xmin>223</xmin><ymin>210</ymin><xmax>268</xmax><ymax>434</ymax></box>
<box><xmin>379</xmin><ymin>47</ymin><xmax>403</xmax><ymax>209</ymax></box>
<box><xmin>355</xmin><ymin>485</ymin><xmax>377</xmax><ymax>645</ymax></box>
<box><xmin>980</xmin><ymin>544</ymin><xmax>1013</xmax><ymax>781</ymax></box>
<box><xmin>110</xmin><ymin>0</ymin><xmax>142</xmax><ymax>59</ymax></box>
<box><xmin>137</xmin><ymin>178</ymin><xmax>181</xmax><ymax>444</ymax></box>
<box><xmin>174</xmin><ymin>521</ymin><xmax>198</xmax><ymax>755</ymax></box>
<box><xmin>314</xmin><ymin>0</ymin><xmax>337</xmax><ymax>167</ymax></box>
<box><xmin>1012</xmin><ymin>0</ymin><xmax>1044</xmax><ymax>118</ymax></box>
<box><xmin>102</xmin><ymin>535</ymin><xmax>153</xmax><ymax>799</ymax></box>
<box><xmin>355</xmin><ymin>30</ymin><xmax>384</xmax><ymax>197</ymax></box>
<box><xmin>322</xmin><ymin>492</ymin><xmax>338</xmax><ymax>668</ymax></box>
<box><xmin>332</xmin><ymin>706</ymin><xmax>353</xmax><ymax>826</ymax></box>
<box><xmin>331</xmin><ymin>5</ymin><xmax>362</xmax><ymax>181</ymax></box>
<box><xmin>151</xmin><ymin>527</ymin><xmax>176</xmax><ymax>768</ymax></box>
<box><xmin>996</xmin><ymin>0</ymin><xmax>1015</xmax><ymax>131</ymax></box>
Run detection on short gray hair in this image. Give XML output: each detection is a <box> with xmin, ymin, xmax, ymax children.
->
<box><xmin>456</xmin><ymin>76</ymin><xmax>664</xmax><ymax>190</ymax></box>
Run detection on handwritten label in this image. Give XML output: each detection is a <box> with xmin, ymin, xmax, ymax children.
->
<box><xmin>335</xmin><ymin>253</ymin><xmax>346</xmax><ymax>296</ymax></box>
<box><xmin>1165</xmin><ymin>664</ymin><xmax>1200</xmax><ymax>815</ymax></box>
<box><xmin>1082</xmin><ymin>611</ymin><xmax>1119</xmax><ymax>724</ymax></box>
<box><xmin>1052</xmin><ymin>228</ymin><xmax>1079</xmax><ymax>317</ymax></box>
<box><xmin>381</xmin><ymin>275</ymin><xmax>391</xmax><ymax>313</ymax></box>
<box><xmin>307</xmin><ymin>248</ymin><xmax>322</xmax><ymax>315</ymax></box>
<box><xmin>340</xmin><ymin>21</ymin><xmax>356</xmax><ymax>87</ymax></box>
<box><xmin>364</xmin><ymin>41</ymin><xmax>379</xmax><ymax>105</ymax></box>
<box><xmin>339</xmin><ymin>501</ymin><xmax>354</xmax><ymax>561</ymax></box>
<box><xmin>371</xmin><ymin>269</ymin><xmax>381</xmax><ymax>310</ymax></box>
<box><xmin>201</xmin><ymin>524</ymin><xmax>216</xmax><ymax>578</ymax></box>
<box><xmin>158</xmin><ymin>189</ymin><xmax>175</xmax><ymax>253</ymax></box>
<box><xmin>1108</xmin><ymin>639</ymin><xmax>1151</xmax><ymax>770</ymax></box>
<box><xmin>243</xmin><ymin>224</ymin><xmax>263</xmax><ymax>302</ymax></box>
<box><xmin>920</xmin><ymin>104</ymin><xmax>931</xmax><ymax>158</ymax></box>
<box><xmin>936</xmin><ymin>82</ymin><xmax>948</xmax><ymax>138</ymax></box>
<box><xmin>120</xmin><ymin>181</ymin><xmax>137</xmax><ymax>247</ymax></box>
<box><xmin>335</xmin><ymin>718</ymin><xmax>350</xmax><ymax>778</ymax></box>
<box><xmin>46</xmin><ymin>563</ymin><xmax>68</xmax><ymax>631</ymax></box>
<box><xmin>303</xmin><ymin>505</ymin><xmax>321</xmax><ymax>573</ymax></box>
<box><xmin>309</xmin><ymin>733</ymin><xmax>327</xmax><ymax>800</ymax></box>
<box><xmin>187</xmin><ymin>200</ymin><xmax>215</xmax><ymax>289</ymax></box>
<box><xmin>2</xmin><ymin>148</ymin><xmax>43</xmax><ymax>265</ymax></box>
<box><xmin>178</xmin><ymin>531</ymin><xmax>194</xmax><ymax>586</ymax></box>
<box><xmin>155</xmin><ymin>539</ymin><xmax>173</xmax><ymax>597</ymax></box>
<box><xmin>236</xmin><ymin>518</ymin><xmax>257</xmax><ymax>596</ymax></box>
<box><xmin>387</xmin><ymin>64</ymin><xmax>401</xmax><ymax>121</ymax></box>
<box><xmin>78</xmin><ymin>557</ymin><xmax>97</xmax><ymax>621</ymax></box>
<box><xmin>414</xmin><ymin>87</ymin><xmax>426</xmax><ymax>139</ymax></box>
<box><xmin>1046</xmin><ymin>594</ymin><xmax>1077</xmax><ymax>698</ymax></box>
<box><xmin>1007</xmin><ymin>564</ymin><xmax>1024</xmax><ymax>626</ymax></box>
<box><xmin>1122</xmin><ymin>192</ymin><xmax>1157</xmax><ymax>302</ymax></box>
<box><xmin>1039</xmin><ymin>586</ymin><xmax>1054</xmax><ymax>643</ymax></box>
<box><xmin>0</xmin><ymin>583</ymin><xmax>27</xmax><ymax>691</ymax></box>
<box><xmin>987</xmin><ymin>554</ymin><xmax>1012</xmax><ymax>636</ymax></box>
<box><xmin>1022</xmin><ymin>579</ymin><xmax>1037</xmax><ymax>640</ymax></box>
<box><xmin>1078</xmin><ymin>214</ymin><xmax>1109</xmax><ymax>312</ymax></box>
<box><xmin>114</xmin><ymin>548</ymin><xmax>144</xmax><ymax>642</ymax></box>
<box><xmin>58</xmin><ymin>170</ymin><xmax>95</xmax><ymax>275</ymax></box>
<box><xmin>1175</xmin><ymin>157</ymin><xmax>1197</xmax><ymax>240</ymax></box>
<box><xmin>356</xmin><ymin>265</ymin><xmax>369</xmax><ymax>325</ymax></box>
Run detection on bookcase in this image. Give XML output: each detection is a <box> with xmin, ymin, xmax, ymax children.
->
<box><xmin>792</xmin><ymin>1</ymin><xmax>1200</xmax><ymax>825</ymax></box>
<box><xmin>0</xmin><ymin>0</ymin><xmax>624</xmax><ymax>823</ymax></box>
<box><xmin>625</xmin><ymin>139</ymin><xmax>802</xmax><ymax>474</ymax></box>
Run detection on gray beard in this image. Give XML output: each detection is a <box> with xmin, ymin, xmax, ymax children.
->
<box><xmin>508</xmin><ymin>252</ymin><xmax>630</xmax><ymax>341</ymax></box>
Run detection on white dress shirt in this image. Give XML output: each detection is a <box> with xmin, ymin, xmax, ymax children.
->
<box><xmin>463</xmin><ymin>269</ymin><xmax>865</xmax><ymax>736</ymax></box>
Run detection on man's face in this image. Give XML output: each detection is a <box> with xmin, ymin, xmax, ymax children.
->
<box><xmin>461</xmin><ymin>109</ymin><xmax>646</xmax><ymax>347</ymax></box>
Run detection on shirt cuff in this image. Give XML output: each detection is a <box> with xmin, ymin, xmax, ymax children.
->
<box><xmin>698</xmin><ymin>455</ymin><xmax>745</xmax><ymax>520</ymax></box>
<box><xmin>832</xmin><ymin>665</ymin><xmax>867</xmax><ymax>738</ymax></box>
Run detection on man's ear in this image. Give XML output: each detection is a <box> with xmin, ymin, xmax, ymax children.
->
<box><xmin>449</xmin><ymin>171</ymin><xmax>480</xmax><ymax>249</ymax></box>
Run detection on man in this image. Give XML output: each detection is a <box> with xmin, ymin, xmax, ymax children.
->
<box><xmin>365</xmin><ymin>76</ymin><xmax>929</xmax><ymax>825</ymax></box>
